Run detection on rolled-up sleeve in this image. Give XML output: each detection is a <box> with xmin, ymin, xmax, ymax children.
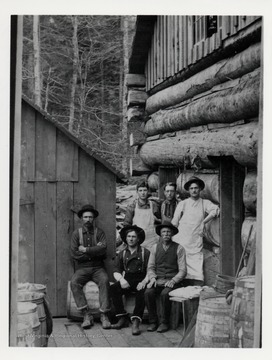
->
<box><xmin>147</xmin><ymin>244</ymin><xmax>157</xmax><ymax>280</ymax></box>
<box><xmin>172</xmin><ymin>245</ymin><xmax>187</xmax><ymax>284</ymax></box>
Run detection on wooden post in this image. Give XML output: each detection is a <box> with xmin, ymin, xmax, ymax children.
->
<box><xmin>219</xmin><ymin>157</ymin><xmax>245</xmax><ymax>276</ymax></box>
<box><xmin>10</xmin><ymin>15</ymin><xmax>23</xmax><ymax>346</ymax></box>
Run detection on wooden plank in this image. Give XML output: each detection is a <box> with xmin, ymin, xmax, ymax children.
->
<box><xmin>159</xmin><ymin>16</ymin><xmax>163</xmax><ymax>82</ymax></box>
<box><xmin>167</xmin><ymin>16</ymin><xmax>171</xmax><ymax>77</ymax></box>
<box><xmin>120</xmin><ymin>326</ymin><xmax>151</xmax><ymax>347</ymax></box>
<box><xmin>35</xmin><ymin>112</ymin><xmax>56</xmax><ymax>180</ymax></box>
<box><xmin>95</xmin><ymin>162</ymin><xmax>116</xmax><ymax>279</ymax></box>
<box><xmin>125</xmin><ymin>74</ymin><xmax>146</xmax><ymax>87</ymax></box>
<box><xmin>178</xmin><ymin>16</ymin><xmax>183</xmax><ymax>70</ymax></box>
<box><xmin>51</xmin><ymin>319</ymin><xmax>74</xmax><ymax>347</ymax></box>
<box><xmin>151</xmin><ymin>31</ymin><xmax>154</xmax><ymax>88</ymax></box>
<box><xmin>100</xmin><ymin>327</ymin><xmax>128</xmax><ymax>347</ymax></box>
<box><xmin>74</xmin><ymin>149</ymin><xmax>96</xmax><ymax>230</ymax></box>
<box><xmin>66</xmin><ymin>323</ymin><xmax>92</xmax><ymax>347</ymax></box>
<box><xmin>56</xmin><ymin>129</ymin><xmax>78</xmax><ymax>181</ymax></box>
<box><xmin>183</xmin><ymin>16</ymin><xmax>188</xmax><ymax>68</ymax></box>
<box><xmin>147</xmin><ymin>48</ymin><xmax>151</xmax><ymax>91</ymax></box>
<box><xmin>219</xmin><ymin>158</ymin><xmax>245</xmax><ymax>276</ymax></box>
<box><xmin>56</xmin><ymin>182</ymin><xmax>74</xmax><ymax>316</ymax></box>
<box><xmin>142</xmin><ymin>329</ymin><xmax>174</xmax><ymax>347</ymax></box>
<box><xmin>83</xmin><ymin>322</ymin><xmax>111</xmax><ymax>347</ymax></box>
<box><xmin>174</xmin><ymin>16</ymin><xmax>178</xmax><ymax>74</ymax></box>
<box><xmin>187</xmin><ymin>16</ymin><xmax>193</xmax><ymax>65</ymax></box>
<box><xmin>19</xmin><ymin>204</ymin><xmax>35</xmax><ymax>282</ymax></box>
<box><xmin>163</xmin><ymin>16</ymin><xmax>167</xmax><ymax>78</ymax></box>
<box><xmin>35</xmin><ymin>182</ymin><xmax>57</xmax><ymax>315</ymax></box>
<box><xmin>154</xmin><ymin>19</ymin><xmax>159</xmax><ymax>85</ymax></box>
<box><xmin>21</xmin><ymin>101</ymin><xmax>35</xmax><ymax>180</ymax></box>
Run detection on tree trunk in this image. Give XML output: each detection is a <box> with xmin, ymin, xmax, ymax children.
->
<box><xmin>145</xmin><ymin>69</ymin><xmax>260</xmax><ymax>136</ymax></box>
<box><xmin>146</xmin><ymin>42</ymin><xmax>261</xmax><ymax>115</ymax></box>
<box><xmin>33</xmin><ymin>15</ymin><xmax>42</xmax><ymax>107</ymax></box>
<box><xmin>243</xmin><ymin>170</ymin><xmax>257</xmax><ymax>215</ymax></box>
<box><xmin>69</xmin><ymin>15</ymin><xmax>78</xmax><ymax>133</ymax></box>
<box><xmin>44</xmin><ymin>67</ymin><xmax>51</xmax><ymax>112</ymax></box>
<box><xmin>139</xmin><ymin>121</ymin><xmax>258</xmax><ymax>169</ymax></box>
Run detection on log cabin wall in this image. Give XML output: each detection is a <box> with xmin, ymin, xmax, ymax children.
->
<box><xmin>127</xmin><ymin>15</ymin><xmax>262</xmax><ymax>282</ymax></box>
<box><xmin>19</xmin><ymin>98</ymin><xmax>119</xmax><ymax>316</ymax></box>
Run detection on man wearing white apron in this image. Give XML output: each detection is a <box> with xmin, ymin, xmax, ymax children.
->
<box><xmin>123</xmin><ymin>181</ymin><xmax>160</xmax><ymax>251</ymax></box>
<box><xmin>171</xmin><ymin>176</ymin><xmax>219</xmax><ymax>285</ymax></box>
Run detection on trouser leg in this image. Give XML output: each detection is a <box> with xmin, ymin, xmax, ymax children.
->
<box><xmin>92</xmin><ymin>267</ymin><xmax>111</xmax><ymax>313</ymax></box>
<box><xmin>70</xmin><ymin>268</ymin><xmax>93</xmax><ymax>310</ymax></box>
<box><xmin>110</xmin><ymin>282</ymin><xmax>127</xmax><ymax>316</ymax></box>
<box><xmin>159</xmin><ymin>287</ymin><xmax>173</xmax><ymax>324</ymax></box>
<box><xmin>145</xmin><ymin>287</ymin><xmax>161</xmax><ymax>324</ymax></box>
<box><xmin>132</xmin><ymin>289</ymin><xmax>146</xmax><ymax>320</ymax></box>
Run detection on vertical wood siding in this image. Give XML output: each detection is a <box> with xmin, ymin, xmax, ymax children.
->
<box><xmin>146</xmin><ymin>15</ymin><xmax>260</xmax><ymax>90</ymax></box>
<box><xmin>19</xmin><ymin>102</ymin><xmax>117</xmax><ymax>316</ymax></box>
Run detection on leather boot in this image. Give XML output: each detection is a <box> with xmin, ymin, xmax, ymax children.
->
<box><xmin>100</xmin><ymin>313</ymin><xmax>111</xmax><ymax>329</ymax></box>
<box><xmin>81</xmin><ymin>308</ymin><xmax>94</xmax><ymax>329</ymax></box>
<box><xmin>111</xmin><ymin>315</ymin><xmax>129</xmax><ymax>329</ymax></box>
<box><xmin>131</xmin><ymin>318</ymin><xmax>141</xmax><ymax>336</ymax></box>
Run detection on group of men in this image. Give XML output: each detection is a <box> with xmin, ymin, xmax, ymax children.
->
<box><xmin>70</xmin><ymin>176</ymin><xmax>219</xmax><ymax>335</ymax></box>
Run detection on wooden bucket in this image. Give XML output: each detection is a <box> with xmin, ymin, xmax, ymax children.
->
<box><xmin>214</xmin><ymin>274</ymin><xmax>235</xmax><ymax>294</ymax></box>
<box><xmin>195</xmin><ymin>289</ymin><xmax>231</xmax><ymax>348</ymax></box>
<box><xmin>18</xmin><ymin>291</ymin><xmax>48</xmax><ymax>347</ymax></box>
<box><xmin>229</xmin><ymin>276</ymin><xmax>255</xmax><ymax>348</ymax></box>
<box><xmin>67</xmin><ymin>281</ymin><xmax>100</xmax><ymax>320</ymax></box>
<box><xmin>17</xmin><ymin>302</ymin><xmax>41</xmax><ymax>347</ymax></box>
<box><xmin>17</xmin><ymin>323</ymin><xmax>35</xmax><ymax>347</ymax></box>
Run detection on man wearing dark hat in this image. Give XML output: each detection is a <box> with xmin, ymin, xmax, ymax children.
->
<box><xmin>172</xmin><ymin>176</ymin><xmax>219</xmax><ymax>285</ymax></box>
<box><xmin>144</xmin><ymin>221</ymin><xmax>187</xmax><ymax>333</ymax></box>
<box><xmin>70</xmin><ymin>204</ymin><xmax>111</xmax><ymax>329</ymax></box>
<box><xmin>110</xmin><ymin>225</ymin><xmax>150</xmax><ymax>335</ymax></box>
<box><xmin>123</xmin><ymin>180</ymin><xmax>161</xmax><ymax>251</ymax></box>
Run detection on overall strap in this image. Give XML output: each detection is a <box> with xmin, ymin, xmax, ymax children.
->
<box><xmin>93</xmin><ymin>226</ymin><xmax>97</xmax><ymax>245</ymax></box>
<box><xmin>141</xmin><ymin>247</ymin><xmax>145</xmax><ymax>272</ymax></box>
<box><xmin>123</xmin><ymin>250</ymin><xmax>127</xmax><ymax>271</ymax></box>
<box><xmin>78</xmin><ymin>228</ymin><xmax>83</xmax><ymax>246</ymax></box>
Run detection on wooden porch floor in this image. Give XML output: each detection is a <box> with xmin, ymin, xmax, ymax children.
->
<box><xmin>47</xmin><ymin>318</ymin><xmax>185</xmax><ymax>347</ymax></box>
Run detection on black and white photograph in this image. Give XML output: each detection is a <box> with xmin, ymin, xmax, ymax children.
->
<box><xmin>4</xmin><ymin>0</ymin><xmax>272</xmax><ymax>357</ymax></box>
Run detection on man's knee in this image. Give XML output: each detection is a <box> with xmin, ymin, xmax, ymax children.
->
<box><xmin>144</xmin><ymin>288</ymin><xmax>155</xmax><ymax>299</ymax></box>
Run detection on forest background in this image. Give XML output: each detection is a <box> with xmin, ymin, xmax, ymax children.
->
<box><xmin>22</xmin><ymin>15</ymin><xmax>136</xmax><ymax>175</ymax></box>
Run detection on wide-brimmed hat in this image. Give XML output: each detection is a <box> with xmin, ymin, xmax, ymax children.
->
<box><xmin>119</xmin><ymin>225</ymin><xmax>146</xmax><ymax>245</ymax></box>
<box><xmin>155</xmin><ymin>221</ymin><xmax>179</xmax><ymax>236</ymax></box>
<box><xmin>77</xmin><ymin>204</ymin><xmax>99</xmax><ymax>219</ymax></box>
<box><xmin>184</xmin><ymin>176</ymin><xmax>205</xmax><ymax>191</ymax></box>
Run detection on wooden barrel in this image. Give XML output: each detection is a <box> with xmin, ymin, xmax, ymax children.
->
<box><xmin>17</xmin><ymin>302</ymin><xmax>41</xmax><ymax>347</ymax></box>
<box><xmin>67</xmin><ymin>280</ymin><xmax>100</xmax><ymax>320</ymax></box>
<box><xmin>229</xmin><ymin>276</ymin><xmax>255</xmax><ymax>348</ymax></box>
<box><xmin>18</xmin><ymin>283</ymin><xmax>47</xmax><ymax>294</ymax></box>
<box><xmin>241</xmin><ymin>217</ymin><xmax>256</xmax><ymax>253</ymax></box>
<box><xmin>18</xmin><ymin>291</ymin><xmax>48</xmax><ymax>347</ymax></box>
<box><xmin>176</xmin><ymin>172</ymin><xmax>219</xmax><ymax>203</ymax></box>
<box><xmin>147</xmin><ymin>172</ymin><xmax>159</xmax><ymax>191</ymax></box>
<box><xmin>214</xmin><ymin>274</ymin><xmax>236</xmax><ymax>294</ymax></box>
<box><xmin>17</xmin><ymin>323</ymin><xmax>35</xmax><ymax>347</ymax></box>
<box><xmin>203</xmin><ymin>216</ymin><xmax>220</xmax><ymax>246</ymax></box>
<box><xmin>195</xmin><ymin>289</ymin><xmax>231</xmax><ymax>348</ymax></box>
<box><xmin>243</xmin><ymin>170</ymin><xmax>257</xmax><ymax>214</ymax></box>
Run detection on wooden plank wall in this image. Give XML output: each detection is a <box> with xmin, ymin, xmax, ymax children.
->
<box><xmin>19</xmin><ymin>102</ymin><xmax>117</xmax><ymax>316</ymax></box>
<box><xmin>146</xmin><ymin>15</ymin><xmax>260</xmax><ymax>90</ymax></box>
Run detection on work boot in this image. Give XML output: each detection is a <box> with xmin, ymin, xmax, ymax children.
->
<box><xmin>147</xmin><ymin>322</ymin><xmax>158</xmax><ymax>332</ymax></box>
<box><xmin>131</xmin><ymin>318</ymin><xmax>141</xmax><ymax>336</ymax></box>
<box><xmin>157</xmin><ymin>323</ymin><xmax>169</xmax><ymax>333</ymax></box>
<box><xmin>100</xmin><ymin>313</ymin><xmax>111</xmax><ymax>329</ymax></box>
<box><xmin>111</xmin><ymin>315</ymin><xmax>129</xmax><ymax>329</ymax></box>
<box><xmin>81</xmin><ymin>309</ymin><xmax>94</xmax><ymax>329</ymax></box>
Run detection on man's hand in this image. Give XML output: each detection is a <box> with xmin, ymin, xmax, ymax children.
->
<box><xmin>136</xmin><ymin>280</ymin><xmax>147</xmax><ymax>291</ymax></box>
<box><xmin>120</xmin><ymin>278</ymin><xmax>130</xmax><ymax>289</ymax></box>
<box><xmin>146</xmin><ymin>278</ymin><xmax>156</xmax><ymax>289</ymax></box>
<box><xmin>78</xmin><ymin>245</ymin><xmax>86</xmax><ymax>253</ymax></box>
<box><xmin>164</xmin><ymin>279</ymin><xmax>175</xmax><ymax>288</ymax></box>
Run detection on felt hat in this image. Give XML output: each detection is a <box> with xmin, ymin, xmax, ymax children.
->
<box><xmin>184</xmin><ymin>176</ymin><xmax>205</xmax><ymax>191</ymax></box>
<box><xmin>155</xmin><ymin>221</ymin><xmax>179</xmax><ymax>236</ymax></box>
<box><xmin>119</xmin><ymin>225</ymin><xmax>146</xmax><ymax>245</ymax></box>
<box><xmin>77</xmin><ymin>204</ymin><xmax>99</xmax><ymax>219</ymax></box>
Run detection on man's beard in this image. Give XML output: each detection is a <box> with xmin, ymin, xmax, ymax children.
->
<box><xmin>85</xmin><ymin>221</ymin><xmax>93</xmax><ymax>228</ymax></box>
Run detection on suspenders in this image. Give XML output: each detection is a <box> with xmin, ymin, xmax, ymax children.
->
<box><xmin>122</xmin><ymin>247</ymin><xmax>145</xmax><ymax>272</ymax></box>
<box><xmin>78</xmin><ymin>227</ymin><xmax>97</xmax><ymax>245</ymax></box>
